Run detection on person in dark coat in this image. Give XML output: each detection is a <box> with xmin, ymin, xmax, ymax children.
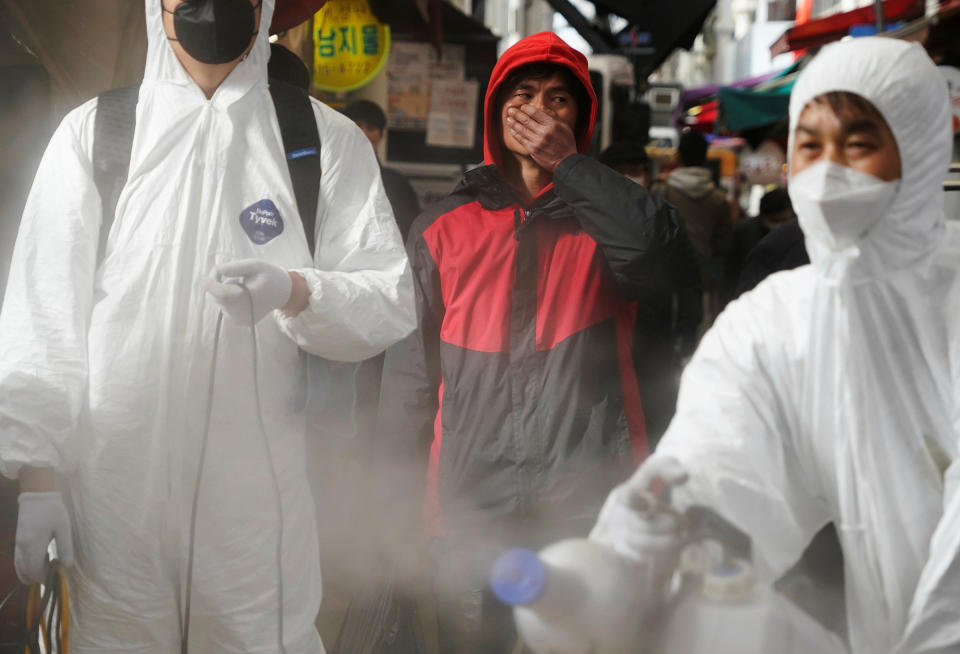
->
<box><xmin>652</xmin><ymin>129</ymin><xmax>732</xmax><ymax>325</ymax></box>
<box><xmin>736</xmin><ymin>217</ymin><xmax>810</xmax><ymax>296</ymax></box>
<box><xmin>725</xmin><ymin>186</ymin><xmax>796</xmax><ymax>301</ymax></box>
<box><xmin>599</xmin><ymin>140</ymin><xmax>703</xmax><ymax>441</ymax></box>
<box><xmin>343</xmin><ymin>99</ymin><xmax>421</xmax><ymax>241</ymax></box>
<box><xmin>378</xmin><ymin>32</ymin><xmax>684</xmax><ymax>653</ymax></box>
<box><xmin>598</xmin><ymin>139</ymin><xmax>652</xmax><ymax>187</ymax></box>
<box><xmin>340</xmin><ymin>99</ymin><xmax>423</xmax><ymax>447</ymax></box>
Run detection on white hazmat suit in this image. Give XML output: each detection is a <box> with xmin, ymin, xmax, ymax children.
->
<box><xmin>592</xmin><ymin>37</ymin><xmax>957</xmax><ymax>654</ymax></box>
<box><xmin>0</xmin><ymin>0</ymin><xmax>415</xmax><ymax>651</ymax></box>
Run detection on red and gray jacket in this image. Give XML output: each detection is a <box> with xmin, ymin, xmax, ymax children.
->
<box><xmin>379</xmin><ymin>33</ymin><xmax>684</xmax><ymax>532</ymax></box>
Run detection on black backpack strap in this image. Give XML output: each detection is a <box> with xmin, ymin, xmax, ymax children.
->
<box><xmin>269</xmin><ymin>79</ymin><xmax>322</xmax><ymax>256</ymax></box>
<box><xmin>92</xmin><ymin>83</ymin><xmax>141</xmax><ymax>266</ymax></box>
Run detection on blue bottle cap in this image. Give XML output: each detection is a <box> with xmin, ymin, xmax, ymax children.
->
<box><xmin>490</xmin><ymin>548</ymin><xmax>547</xmax><ymax>606</ymax></box>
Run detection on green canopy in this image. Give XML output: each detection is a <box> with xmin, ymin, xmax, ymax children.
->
<box><xmin>718</xmin><ymin>82</ymin><xmax>794</xmax><ymax>132</ymax></box>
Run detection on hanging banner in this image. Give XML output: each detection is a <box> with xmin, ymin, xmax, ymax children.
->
<box><xmin>426</xmin><ymin>79</ymin><xmax>479</xmax><ymax>148</ymax></box>
<box><xmin>312</xmin><ymin>0</ymin><xmax>390</xmax><ymax>92</ymax></box>
<box><xmin>739</xmin><ymin>140</ymin><xmax>786</xmax><ymax>186</ymax></box>
<box><xmin>387</xmin><ymin>42</ymin><xmax>467</xmax><ymax>130</ymax></box>
<box><xmin>387</xmin><ymin>42</ymin><xmax>431</xmax><ymax>129</ymax></box>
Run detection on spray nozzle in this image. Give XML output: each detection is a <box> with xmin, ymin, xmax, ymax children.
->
<box><xmin>628</xmin><ymin>487</ymin><xmax>658</xmax><ymax>513</ymax></box>
<box><xmin>219</xmin><ymin>275</ymin><xmax>246</xmax><ymax>287</ymax></box>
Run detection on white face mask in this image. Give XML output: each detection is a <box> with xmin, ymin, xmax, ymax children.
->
<box><xmin>789</xmin><ymin>161</ymin><xmax>900</xmax><ymax>252</ymax></box>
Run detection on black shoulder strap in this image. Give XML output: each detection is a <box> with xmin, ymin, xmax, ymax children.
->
<box><xmin>269</xmin><ymin>79</ymin><xmax>322</xmax><ymax>256</ymax></box>
<box><xmin>93</xmin><ymin>83</ymin><xmax>141</xmax><ymax>265</ymax></box>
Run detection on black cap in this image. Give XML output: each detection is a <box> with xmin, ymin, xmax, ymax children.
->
<box><xmin>678</xmin><ymin>129</ymin><xmax>709</xmax><ymax>167</ymax></box>
<box><xmin>598</xmin><ymin>141</ymin><xmax>649</xmax><ymax>167</ymax></box>
<box><xmin>759</xmin><ymin>187</ymin><xmax>792</xmax><ymax>216</ymax></box>
<box><xmin>343</xmin><ymin>99</ymin><xmax>387</xmax><ymax>131</ymax></box>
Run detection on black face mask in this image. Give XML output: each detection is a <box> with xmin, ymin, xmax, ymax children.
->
<box><xmin>163</xmin><ymin>0</ymin><xmax>261</xmax><ymax>65</ymax></box>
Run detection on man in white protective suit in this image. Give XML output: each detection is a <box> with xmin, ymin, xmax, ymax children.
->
<box><xmin>0</xmin><ymin>0</ymin><xmax>415</xmax><ymax>651</ymax></box>
<box><xmin>591</xmin><ymin>37</ymin><xmax>959</xmax><ymax>654</ymax></box>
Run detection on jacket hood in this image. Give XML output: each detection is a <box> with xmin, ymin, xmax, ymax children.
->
<box><xmin>483</xmin><ymin>32</ymin><xmax>597</xmax><ymax>171</ymax></box>
<box><xmin>143</xmin><ymin>0</ymin><xmax>274</xmax><ymax>104</ymax></box>
<box><xmin>787</xmin><ymin>37</ymin><xmax>951</xmax><ymax>283</ymax></box>
<box><xmin>667</xmin><ymin>167</ymin><xmax>716</xmax><ymax>199</ymax></box>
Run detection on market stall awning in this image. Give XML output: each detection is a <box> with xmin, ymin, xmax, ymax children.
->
<box><xmin>677</xmin><ymin>63</ymin><xmax>798</xmax><ymax>132</ymax></box>
<box><xmin>683</xmin><ymin>100</ymin><xmax>718</xmax><ymax>132</ymax></box>
<box><xmin>770</xmin><ymin>0</ymin><xmax>924</xmax><ymax>56</ymax></box>
<box><xmin>543</xmin><ymin>0</ymin><xmax>717</xmax><ymax>82</ymax></box>
<box><xmin>718</xmin><ymin>85</ymin><xmax>792</xmax><ymax>132</ymax></box>
<box><xmin>679</xmin><ymin>67</ymin><xmax>788</xmax><ymax>113</ymax></box>
<box><xmin>884</xmin><ymin>0</ymin><xmax>960</xmax><ymax>58</ymax></box>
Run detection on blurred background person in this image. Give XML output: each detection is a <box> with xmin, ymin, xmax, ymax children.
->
<box><xmin>598</xmin><ymin>139</ymin><xmax>652</xmax><ymax>187</ymax></box>
<box><xmin>724</xmin><ymin>186</ymin><xmax>795</xmax><ymax>302</ymax></box>
<box><xmin>344</xmin><ymin>99</ymin><xmax>421</xmax><ymax>242</ymax></box>
<box><xmin>652</xmin><ymin>129</ymin><xmax>732</xmax><ymax>329</ymax></box>
<box><xmin>736</xmin><ymin>214</ymin><xmax>809</xmax><ymax>298</ymax></box>
<box><xmin>599</xmin><ymin>140</ymin><xmax>703</xmax><ymax>441</ymax></box>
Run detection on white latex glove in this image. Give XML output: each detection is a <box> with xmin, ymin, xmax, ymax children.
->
<box><xmin>590</xmin><ymin>454</ymin><xmax>688</xmax><ymax>562</ymax></box>
<box><xmin>204</xmin><ymin>259</ymin><xmax>293</xmax><ymax>326</ymax></box>
<box><xmin>15</xmin><ymin>492</ymin><xmax>75</xmax><ymax>584</ymax></box>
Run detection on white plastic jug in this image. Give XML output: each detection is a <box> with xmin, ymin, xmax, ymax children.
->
<box><xmin>653</xmin><ymin>558</ymin><xmax>849</xmax><ymax>654</ymax></box>
<box><xmin>493</xmin><ymin>517</ymin><xmax>850</xmax><ymax>654</ymax></box>
<box><xmin>491</xmin><ymin>511</ymin><xmax>680</xmax><ymax>654</ymax></box>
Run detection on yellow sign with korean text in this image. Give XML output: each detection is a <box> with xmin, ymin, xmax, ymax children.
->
<box><xmin>312</xmin><ymin>0</ymin><xmax>390</xmax><ymax>92</ymax></box>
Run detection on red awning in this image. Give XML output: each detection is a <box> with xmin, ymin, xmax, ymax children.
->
<box><xmin>683</xmin><ymin>100</ymin><xmax>719</xmax><ymax>132</ymax></box>
<box><xmin>770</xmin><ymin>0</ymin><xmax>924</xmax><ymax>56</ymax></box>
<box><xmin>270</xmin><ymin>0</ymin><xmax>329</xmax><ymax>35</ymax></box>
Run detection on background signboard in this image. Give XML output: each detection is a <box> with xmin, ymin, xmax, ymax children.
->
<box><xmin>312</xmin><ymin>0</ymin><xmax>390</xmax><ymax>92</ymax></box>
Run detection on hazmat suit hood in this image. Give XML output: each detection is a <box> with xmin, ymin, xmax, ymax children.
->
<box><xmin>482</xmin><ymin>32</ymin><xmax>597</xmax><ymax>172</ymax></box>
<box><xmin>788</xmin><ymin>37</ymin><xmax>952</xmax><ymax>284</ymax></box>
<box><xmin>144</xmin><ymin>0</ymin><xmax>275</xmax><ymax>103</ymax></box>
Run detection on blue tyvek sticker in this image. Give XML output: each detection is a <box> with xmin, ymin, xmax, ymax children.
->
<box><xmin>240</xmin><ymin>199</ymin><xmax>284</xmax><ymax>245</ymax></box>
<box><xmin>287</xmin><ymin>146</ymin><xmax>318</xmax><ymax>160</ymax></box>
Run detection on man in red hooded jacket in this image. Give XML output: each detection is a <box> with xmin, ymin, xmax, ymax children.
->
<box><xmin>378</xmin><ymin>32</ymin><xmax>684</xmax><ymax>652</ymax></box>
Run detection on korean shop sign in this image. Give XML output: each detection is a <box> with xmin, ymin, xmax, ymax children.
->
<box><xmin>312</xmin><ymin>0</ymin><xmax>390</xmax><ymax>92</ymax></box>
